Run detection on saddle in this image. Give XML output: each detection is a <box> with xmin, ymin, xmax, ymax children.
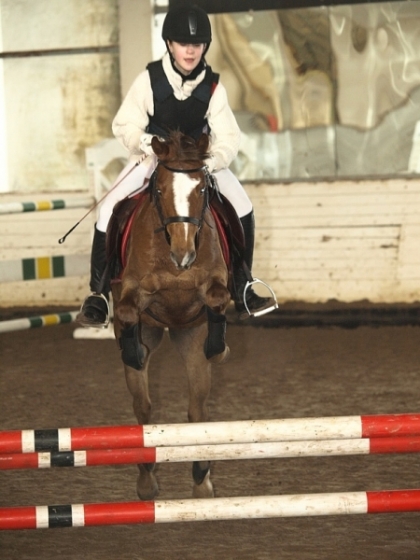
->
<box><xmin>106</xmin><ymin>189</ymin><xmax>245</xmax><ymax>283</ymax></box>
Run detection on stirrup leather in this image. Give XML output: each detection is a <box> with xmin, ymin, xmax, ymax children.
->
<box><xmin>242</xmin><ymin>278</ymin><xmax>278</xmax><ymax>318</ymax></box>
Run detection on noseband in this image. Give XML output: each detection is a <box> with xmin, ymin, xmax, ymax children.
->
<box><xmin>152</xmin><ymin>161</ymin><xmax>210</xmax><ymax>244</ymax></box>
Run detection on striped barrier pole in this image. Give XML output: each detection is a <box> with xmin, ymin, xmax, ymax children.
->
<box><xmin>1</xmin><ymin>490</ymin><xmax>420</xmax><ymax>529</ymax></box>
<box><xmin>2</xmin><ymin>413</ymin><xmax>420</xmax><ymax>453</ymax></box>
<box><xmin>2</xmin><ymin>436</ymin><xmax>420</xmax><ymax>470</ymax></box>
<box><xmin>0</xmin><ymin>311</ymin><xmax>78</xmax><ymax>334</ymax></box>
<box><xmin>0</xmin><ymin>197</ymin><xmax>94</xmax><ymax>215</ymax></box>
<box><xmin>0</xmin><ymin>255</ymin><xmax>89</xmax><ymax>283</ymax></box>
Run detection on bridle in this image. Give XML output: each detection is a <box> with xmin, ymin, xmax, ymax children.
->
<box><xmin>151</xmin><ymin>161</ymin><xmax>211</xmax><ymax>245</ymax></box>
<box><xmin>144</xmin><ymin>160</ymin><xmax>211</xmax><ymax>326</ymax></box>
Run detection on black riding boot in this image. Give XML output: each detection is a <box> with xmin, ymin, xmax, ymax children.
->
<box><xmin>233</xmin><ymin>211</ymin><xmax>277</xmax><ymax>320</ymax></box>
<box><xmin>77</xmin><ymin>227</ymin><xmax>110</xmax><ymax>328</ymax></box>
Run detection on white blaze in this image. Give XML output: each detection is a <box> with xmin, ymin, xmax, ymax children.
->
<box><xmin>172</xmin><ymin>173</ymin><xmax>199</xmax><ymax>238</ymax></box>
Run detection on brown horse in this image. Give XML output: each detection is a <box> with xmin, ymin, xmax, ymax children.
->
<box><xmin>111</xmin><ymin>131</ymin><xmax>231</xmax><ymax>500</ymax></box>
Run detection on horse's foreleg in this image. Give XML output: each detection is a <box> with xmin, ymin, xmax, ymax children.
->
<box><xmin>169</xmin><ymin>323</ymin><xmax>214</xmax><ymax>498</ymax></box>
<box><xmin>204</xmin><ymin>280</ymin><xmax>231</xmax><ymax>364</ymax></box>
<box><xmin>116</xmin><ymin>277</ymin><xmax>141</xmax><ymax>325</ymax></box>
<box><xmin>204</xmin><ymin>306</ymin><xmax>230</xmax><ymax>364</ymax></box>
<box><xmin>124</xmin><ymin>363</ymin><xmax>158</xmax><ymax>501</ymax></box>
<box><xmin>115</xmin><ymin>280</ymin><xmax>150</xmax><ymax>370</ymax></box>
<box><xmin>123</xmin><ymin>325</ymin><xmax>164</xmax><ymax>501</ymax></box>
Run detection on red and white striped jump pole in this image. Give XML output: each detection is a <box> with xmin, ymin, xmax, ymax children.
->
<box><xmin>1</xmin><ymin>490</ymin><xmax>420</xmax><ymax>530</ymax></box>
<box><xmin>2</xmin><ymin>413</ymin><xmax>420</xmax><ymax>454</ymax></box>
<box><xmin>2</xmin><ymin>436</ymin><xmax>420</xmax><ymax>470</ymax></box>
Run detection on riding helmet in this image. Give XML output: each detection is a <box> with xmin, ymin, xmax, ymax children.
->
<box><xmin>162</xmin><ymin>5</ymin><xmax>212</xmax><ymax>47</ymax></box>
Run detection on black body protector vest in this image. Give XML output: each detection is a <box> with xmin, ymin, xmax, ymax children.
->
<box><xmin>146</xmin><ymin>60</ymin><xmax>220</xmax><ymax>141</ymax></box>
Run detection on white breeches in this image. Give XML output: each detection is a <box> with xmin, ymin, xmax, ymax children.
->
<box><xmin>96</xmin><ymin>156</ymin><xmax>253</xmax><ymax>232</ymax></box>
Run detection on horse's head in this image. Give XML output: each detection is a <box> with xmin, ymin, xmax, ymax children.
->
<box><xmin>151</xmin><ymin>132</ymin><xmax>211</xmax><ymax>270</ymax></box>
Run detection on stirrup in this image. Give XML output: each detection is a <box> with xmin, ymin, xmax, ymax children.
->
<box><xmin>242</xmin><ymin>278</ymin><xmax>278</xmax><ymax>319</ymax></box>
<box><xmin>77</xmin><ymin>293</ymin><xmax>110</xmax><ymax>329</ymax></box>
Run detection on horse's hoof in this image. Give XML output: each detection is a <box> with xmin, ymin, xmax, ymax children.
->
<box><xmin>137</xmin><ymin>471</ymin><xmax>159</xmax><ymax>501</ymax></box>
<box><xmin>209</xmin><ymin>345</ymin><xmax>230</xmax><ymax>364</ymax></box>
<box><xmin>192</xmin><ymin>471</ymin><xmax>214</xmax><ymax>499</ymax></box>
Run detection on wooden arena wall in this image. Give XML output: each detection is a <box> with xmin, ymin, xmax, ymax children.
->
<box><xmin>1</xmin><ymin>177</ymin><xmax>420</xmax><ymax>307</ymax></box>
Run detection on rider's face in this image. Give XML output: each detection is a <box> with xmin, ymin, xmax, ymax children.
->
<box><xmin>167</xmin><ymin>41</ymin><xmax>206</xmax><ymax>75</ymax></box>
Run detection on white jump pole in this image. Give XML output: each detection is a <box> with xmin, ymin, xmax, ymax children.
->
<box><xmin>1</xmin><ymin>490</ymin><xmax>420</xmax><ymax>529</ymax></box>
<box><xmin>2</xmin><ymin>413</ymin><xmax>420</xmax><ymax>453</ymax></box>
<box><xmin>1</xmin><ymin>436</ymin><xmax>420</xmax><ymax>470</ymax></box>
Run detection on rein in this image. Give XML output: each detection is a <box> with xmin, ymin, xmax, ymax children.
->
<box><xmin>152</xmin><ymin>161</ymin><xmax>210</xmax><ymax>244</ymax></box>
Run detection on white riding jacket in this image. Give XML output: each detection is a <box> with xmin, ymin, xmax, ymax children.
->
<box><xmin>96</xmin><ymin>53</ymin><xmax>252</xmax><ymax>232</ymax></box>
<box><xmin>112</xmin><ymin>52</ymin><xmax>242</xmax><ymax>173</ymax></box>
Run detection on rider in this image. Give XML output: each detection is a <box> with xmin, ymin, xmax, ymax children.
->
<box><xmin>78</xmin><ymin>5</ymin><xmax>276</xmax><ymax>327</ymax></box>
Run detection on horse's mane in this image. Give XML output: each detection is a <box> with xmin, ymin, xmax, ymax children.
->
<box><xmin>162</xmin><ymin>130</ymin><xmax>209</xmax><ymax>163</ymax></box>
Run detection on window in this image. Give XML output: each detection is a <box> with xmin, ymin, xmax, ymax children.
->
<box><xmin>157</xmin><ymin>1</ymin><xmax>420</xmax><ymax>181</ymax></box>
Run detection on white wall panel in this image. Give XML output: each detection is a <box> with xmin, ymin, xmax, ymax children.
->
<box><xmin>0</xmin><ymin>0</ymin><xmax>120</xmax><ymax>194</ymax></box>
<box><xmin>4</xmin><ymin>54</ymin><xmax>120</xmax><ymax>193</ymax></box>
<box><xmin>1</xmin><ymin>178</ymin><xmax>420</xmax><ymax>306</ymax></box>
<box><xmin>248</xmin><ymin>178</ymin><xmax>420</xmax><ymax>304</ymax></box>
<box><xmin>1</xmin><ymin>0</ymin><xmax>118</xmax><ymax>51</ymax></box>
<box><xmin>0</xmin><ymin>192</ymin><xmax>94</xmax><ymax>306</ymax></box>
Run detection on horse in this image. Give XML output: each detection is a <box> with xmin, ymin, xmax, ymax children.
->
<box><xmin>110</xmin><ymin>131</ymin><xmax>231</xmax><ymax>500</ymax></box>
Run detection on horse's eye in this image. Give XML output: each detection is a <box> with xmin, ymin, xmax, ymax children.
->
<box><xmin>156</xmin><ymin>189</ymin><xmax>162</xmax><ymax>196</ymax></box>
<box><xmin>200</xmin><ymin>187</ymin><xmax>206</xmax><ymax>196</ymax></box>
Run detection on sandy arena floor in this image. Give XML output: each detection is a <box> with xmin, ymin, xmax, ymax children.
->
<box><xmin>1</xmin><ymin>310</ymin><xmax>420</xmax><ymax>559</ymax></box>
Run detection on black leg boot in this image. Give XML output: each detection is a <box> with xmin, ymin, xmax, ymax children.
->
<box><xmin>233</xmin><ymin>211</ymin><xmax>277</xmax><ymax>320</ymax></box>
<box><xmin>77</xmin><ymin>227</ymin><xmax>110</xmax><ymax>328</ymax></box>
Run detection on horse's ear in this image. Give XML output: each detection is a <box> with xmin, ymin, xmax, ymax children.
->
<box><xmin>151</xmin><ymin>136</ymin><xmax>169</xmax><ymax>157</ymax></box>
<box><xmin>196</xmin><ymin>133</ymin><xmax>210</xmax><ymax>157</ymax></box>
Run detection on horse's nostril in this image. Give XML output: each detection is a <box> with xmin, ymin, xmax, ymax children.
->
<box><xmin>185</xmin><ymin>252</ymin><xmax>196</xmax><ymax>269</ymax></box>
<box><xmin>170</xmin><ymin>251</ymin><xmax>196</xmax><ymax>270</ymax></box>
